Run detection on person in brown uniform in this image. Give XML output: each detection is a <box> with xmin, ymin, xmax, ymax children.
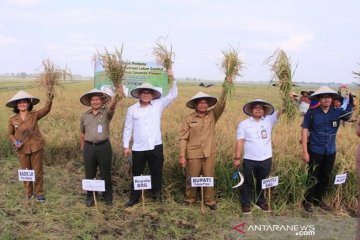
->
<box><xmin>7</xmin><ymin>90</ymin><xmax>54</xmax><ymax>203</ymax></box>
<box><xmin>179</xmin><ymin>83</ymin><xmax>232</xmax><ymax>210</ymax></box>
<box><xmin>356</xmin><ymin>116</ymin><xmax>360</xmax><ymax>240</ymax></box>
<box><xmin>80</xmin><ymin>88</ymin><xmax>122</xmax><ymax>207</ymax></box>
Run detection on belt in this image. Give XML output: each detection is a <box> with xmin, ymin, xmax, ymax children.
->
<box><xmin>85</xmin><ymin>139</ymin><xmax>109</xmax><ymax>146</ymax></box>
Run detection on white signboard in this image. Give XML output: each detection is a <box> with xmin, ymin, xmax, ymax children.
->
<box><xmin>261</xmin><ymin>176</ymin><xmax>279</xmax><ymax>189</ymax></box>
<box><xmin>18</xmin><ymin>169</ymin><xmax>35</xmax><ymax>182</ymax></box>
<box><xmin>191</xmin><ymin>177</ymin><xmax>214</xmax><ymax>187</ymax></box>
<box><xmin>334</xmin><ymin>173</ymin><xmax>347</xmax><ymax>185</ymax></box>
<box><xmin>133</xmin><ymin>175</ymin><xmax>152</xmax><ymax>190</ymax></box>
<box><xmin>82</xmin><ymin>179</ymin><xmax>105</xmax><ymax>192</ymax></box>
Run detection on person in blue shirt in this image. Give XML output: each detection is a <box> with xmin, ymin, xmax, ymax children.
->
<box><xmin>301</xmin><ymin>86</ymin><xmax>352</xmax><ymax>212</ymax></box>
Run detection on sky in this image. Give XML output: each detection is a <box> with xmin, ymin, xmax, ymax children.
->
<box><xmin>0</xmin><ymin>0</ymin><xmax>360</xmax><ymax>83</ymax></box>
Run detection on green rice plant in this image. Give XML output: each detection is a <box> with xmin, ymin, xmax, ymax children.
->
<box><xmin>265</xmin><ymin>49</ymin><xmax>299</xmax><ymax>122</ymax></box>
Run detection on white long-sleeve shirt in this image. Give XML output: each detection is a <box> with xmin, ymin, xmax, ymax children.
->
<box><xmin>122</xmin><ymin>80</ymin><xmax>178</xmax><ymax>151</ymax></box>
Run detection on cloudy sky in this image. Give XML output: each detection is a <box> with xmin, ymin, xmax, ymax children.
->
<box><xmin>1</xmin><ymin>0</ymin><xmax>359</xmax><ymax>83</ymax></box>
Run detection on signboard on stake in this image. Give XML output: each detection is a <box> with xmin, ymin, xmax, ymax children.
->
<box><xmin>334</xmin><ymin>173</ymin><xmax>347</xmax><ymax>185</ymax></box>
<box><xmin>94</xmin><ymin>59</ymin><xmax>169</xmax><ymax>97</ymax></box>
<box><xmin>18</xmin><ymin>169</ymin><xmax>35</xmax><ymax>182</ymax></box>
<box><xmin>261</xmin><ymin>176</ymin><xmax>279</xmax><ymax>189</ymax></box>
<box><xmin>82</xmin><ymin>179</ymin><xmax>105</xmax><ymax>192</ymax></box>
<box><xmin>133</xmin><ymin>175</ymin><xmax>152</xmax><ymax>190</ymax></box>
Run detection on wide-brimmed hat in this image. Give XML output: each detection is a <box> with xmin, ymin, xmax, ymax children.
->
<box><xmin>309</xmin><ymin>86</ymin><xmax>341</xmax><ymax>100</ymax></box>
<box><xmin>130</xmin><ymin>83</ymin><xmax>162</xmax><ymax>99</ymax></box>
<box><xmin>300</xmin><ymin>90</ymin><xmax>310</xmax><ymax>96</ymax></box>
<box><xmin>243</xmin><ymin>99</ymin><xmax>274</xmax><ymax>116</ymax></box>
<box><xmin>6</xmin><ymin>90</ymin><xmax>40</xmax><ymax>108</ymax></box>
<box><xmin>80</xmin><ymin>88</ymin><xmax>111</xmax><ymax>106</ymax></box>
<box><xmin>186</xmin><ymin>92</ymin><xmax>217</xmax><ymax>109</ymax></box>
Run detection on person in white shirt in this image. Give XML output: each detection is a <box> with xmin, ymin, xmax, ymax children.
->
<box><xmin>123</xmin><ymin>70</ymin><xmax>177</xmax><ymax>207</ymax></box>
<box><xmin>233</xmin><ymin>99</ymin><xmax>280</xmax><ymax>215</ymax></box>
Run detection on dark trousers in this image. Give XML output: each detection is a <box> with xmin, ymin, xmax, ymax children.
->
<box><xmin>304</xmin><ymin>151</ymin><xmax>336</xmax><ymax>203</ymax></box>
<box><xmin>130</xmin><ymin>144</ymin><xmax>164</xmax><ymax>202</ymax></box>
<box><xmin>240</xmin><ymin>158</ymin><xmax>272</xmax><ymax>206</ymax></box>
<box><xmin>83</xmin><ymin>140</ymin><xmax>113</xmax><ymax>202</ymax></box>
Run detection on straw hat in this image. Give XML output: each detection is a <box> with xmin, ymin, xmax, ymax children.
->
<box><xmin>243</xmin><ymin>99</ymin><xmax>274</xmax><ymax>116</ymax></box>
<box><xmin>300</xmin><ymin>90</ymin><xmax>310</xmax><ymax>96</ymax></box>
<box><xmin>6</xmin><ymin>90</ymin><xmax>40</xmax><ymax>108</ymax></box>
<box><xmin>309</xmin><ymin>86</ymin><xmax>341</xmax><ymax>100</ymax></box>
<box><xmin>130</xmin><ymin>82</ymin><xmax>162</xmax><ymax>99</ymax></box>
<box><xmin>186</xmin><ymin>92</ymin><xmax>217</xmax><ymax>109</ymax></box>
<box><xmin>80</xmin><ymin>88</ymin><xmax>111</xmax><ymax>106</ymax></box>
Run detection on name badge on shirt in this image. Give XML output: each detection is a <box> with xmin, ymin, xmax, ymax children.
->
<box><xmin>332</xmin><ymin>120</ymin><xmax>338</xmax><ymax>128</ymax></box>
<box><xmin>261</xmin><ymin>130</ymin><xmax>267</xmax><ymax>139</ymax></box>
<box><xmin>97</xmin><ymin>125</ymin><xmax>103</xmax><ymax>133</ymax></box>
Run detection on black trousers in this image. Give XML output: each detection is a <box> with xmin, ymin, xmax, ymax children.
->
<box><xmin>304</xmin><ymin>151</ymin><xmax>336</xmax><ymax>203</ymax></box>
<box><xmin>240</xmin><ymin>158</ymin><xmax>272</xmax><ymax>206</ymax></box>
<box><xmin>83</xmin><ymin>140</ymin><xmax>113</xmax><ymax>202</ymax></box>
<box><xmin>130</xmin><ymin>144</ymin><xmax>164</xmax><ymax>202</ymax></box>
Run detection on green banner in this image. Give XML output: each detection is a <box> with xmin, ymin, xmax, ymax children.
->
<box><xmin>94</xmin><ymin>60</ymin><xmax>169</xmax><ymax>97</ymax></box>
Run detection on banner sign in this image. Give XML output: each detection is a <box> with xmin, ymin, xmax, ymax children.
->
<box><xmin>334</xmin><ymin>173</ymin><xmax>347</xmax><ymax>185</ymax></box>
<box><xmin>94</xmin><ymin>59</ymin><xmax>169</xmax><ymax>97</ymax></box>
<box><xmin>82</xmin><ymin>179</ymin><xmax>105</xmax><ymax>192</ymax></box>
<box><xmin>18</xmin><ymin>169</ymin><xmax>35</xmax><ymax>182</ymax></box>
<box><xmin>261</xmin><ymin>176</ymin><xmax>279</xmax><ymax>189</ymax></box>
<box><xmin>133</xmin><ymin>175</ymin><xmax>152</xmax><ymax>190</ymax></box>
<box><xmin>191</xmin><ymin>177</ymin><xmax>214</xmax><ymax>187</ymax></box>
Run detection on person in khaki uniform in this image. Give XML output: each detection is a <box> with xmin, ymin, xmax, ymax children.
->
<box><xmin>179</xmin><ymin>83</ymin><xmax>232</xmax><ymax>210</ymax></box>
<box><xmin>80</xmin><ymin>88</ymin><xmax>122</xmax><ymax>207</ymax></box>
<box><xmin>7</xmin><ymin>90</ymin><xmax>53</xmax><ymax>203</ymax></box>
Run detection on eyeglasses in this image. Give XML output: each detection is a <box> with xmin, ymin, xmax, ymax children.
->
<box><xmin>252</xmin><ymin>106</ymin><xmax>264</xmax><ymax>110</ymax></box>
<box><xmin>140</xmin><ymin>91</ymin><xmax>153</xmax><ymax>95</ymax></box>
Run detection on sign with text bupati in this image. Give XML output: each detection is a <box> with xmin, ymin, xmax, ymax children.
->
<box><xmin>261</xmin><ymin>176</ymin><xmax>279</xmax><ymax>189</ymax></box>
<box><xmin>18</xmin><ymin>169</ymin><xmax>35</xmax><ymax>182</ymax></box>
<box><xmin>82</xmin><ymin>179</ymin><xmax>105</xmax><ymax>192</ymax></box>
<box><xmin>133</xmin><ymin>175</ymin><xmax>152</xmax><ymax>190</ymax></box>
<box><xmin>94</xmin><ymin>60</ymin><xmax>169</xmax><ymax>97</ymax></box>
<box><xmin>191</xmin><ymin>177</ymin><xmax>214</xmax><ymax>187</ymax></box>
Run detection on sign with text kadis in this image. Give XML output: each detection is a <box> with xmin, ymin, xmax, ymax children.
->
<box><xmin>261</xmin><ymin>176</ymin><xmax>279</xmax><ymax>189</ymax></box>
<box><xmin>191</xmin><ymin>177</ymin><xmax>214</xmax><ymax>187</ymax></box>
<box><xmin>82</xmin><ymin>179</ymin><xmax>105</xmax><ymax>192</ymax></box>
<box><xmin>18</xmin><ymin>169</ymin><xmax>35</xmax><ymax>182</ymax></box>
<box><xmin>133</xmin><ymin>175</ymin><xmax>152</xmax><ymax>190</ymax></box>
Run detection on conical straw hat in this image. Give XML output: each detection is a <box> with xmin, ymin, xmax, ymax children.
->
<box><xmin>130</xmin><ymin>82</ymin><xmax>162</xmax><ymax>99</ymax></box>
<box><xmin>6</xmin><ymin>90</ymin><xmax>40</xmax><ymax>108</ymax></box>
<box><xmin>243</xmin><ymin>99</ymin><xmax>274</xmax><ymax>116</ymax></box>
<box><xmin>80</xmin><ymin>88</ymin><xmax>111</xmax><ymax>106</ymax></box>
<box><xmin>309</xmin><ymin>86</ymin><xmax>341</xmax><ymax>100</ymax></box>
<box><xmin>186</xmin><ymin>92</ymin><xmax>217</xmax><ymax>109</ymax></box>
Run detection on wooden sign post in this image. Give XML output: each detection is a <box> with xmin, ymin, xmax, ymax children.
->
<box><xmin>82</xmin><ymin>178</ymin><xmax>105</xmax><ymax>209</ymax></box>
<box><xmin>191</xmin><ymin>175</ymin><xmax>214</xmax><ymax>214</ymax></box>
<box><xmin>261</xmin><ymin>176</ymin><xmax>279</xmax><ymax>213</ymax></box>
<box><xmin>333</xmin><ymin>172</ymin><xmax>348</xmax><ymax>212</ymax></box>
<box><xmin>18</xmin><ymin>169</ymin><xmax>35</xmax><ymax>206</ymax></box>
<box><xmin>133</xmin><ymin>175</ymin><xmax>152</xmax><ymax>211</ymax></box>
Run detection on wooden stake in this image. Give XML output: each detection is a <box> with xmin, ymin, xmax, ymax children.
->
<box><xmin>201</xmin><ymin>186</ymin><xmax>204</xmax><ymax>214</ymax></box>
<box><xmin>93</xmin><ymin>178</ymin><xmax>98</xmax><ymax>208</ymax></box>
<box><xmin>142</xmin><ymin>189</ymin><xmax>145</xmax><ymax>211</ymax></box>
<box><xmin>268</xmin><ymin>187</ymin><xmax>271</xmax><ymax>213</ymax></box>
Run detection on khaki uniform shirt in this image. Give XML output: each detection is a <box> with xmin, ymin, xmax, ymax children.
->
<box><xmin>8</xmin><ymin>100</ymin><xmax>53</xmax><ymax>154</ymax></box>
<box><xmin>179</xmin><ymin>87</ymin><xmax>229</xmax><ymax>159</ymax></box>
<box><xmin>80</xmin><ymin>107</ymin><xmax>114</xmax><ymax>142</ymax></box>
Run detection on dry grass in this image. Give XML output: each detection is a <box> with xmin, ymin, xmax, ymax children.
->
<box><xmin>0</xmin><ymin>80</ymin><xmax>358</xmax><ymax>239</ymax></box>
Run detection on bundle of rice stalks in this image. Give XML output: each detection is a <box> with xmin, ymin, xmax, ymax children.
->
<box><xmin>352</xmin><ymin>64</ymin><xmax>360</xmax><ymax>114</ymax></box>
<box><xmin>37</xmin><ymin>59</ymin><xmax>70</xmax><ymax>100</ymax></box>
<box><xmin>221</xmin><ymin>47</ymin><xmax>242</xmax><ymax>95</ymax></box>
<box><xmin>265</xmin><ymin>49</ymin><xmax>298</xmax><ymax>121</ymax></box>
<box><xmin>153</xmin><ymin>39</ymin><xmax>174</xmax><ymax>83</ymax></box>
<box><xmin>97</xmin><ymin>46</ymin><xmax>126</xmax><ymax>91</ymax></box>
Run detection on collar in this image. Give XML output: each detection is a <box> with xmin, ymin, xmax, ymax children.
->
<box><xmin>136</xmin><ymin>101</ymin><xmax>153</xmax><ymax>108</ymax></box>
<box><xmin>86</xmin><ymin>107</ymin><xmax>105</xmax><ymax>115</ymax></box>
<box><xmin>250</xmin><ymin>116</ymin><xmax>265</xmax><ymax>122</ymax></box>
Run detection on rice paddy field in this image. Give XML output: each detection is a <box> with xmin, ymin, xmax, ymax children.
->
<box><xmin>0</xmin><ymin>79</ymin><xmax>358</xmax><ymax>239</ymax></box>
